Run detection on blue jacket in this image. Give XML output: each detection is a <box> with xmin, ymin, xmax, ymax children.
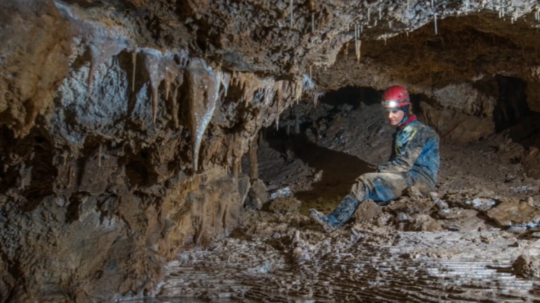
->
<box><xmin>378</xmin><ymin>116</ymin><xmax>440</xmax><ymax>188</ymax></box>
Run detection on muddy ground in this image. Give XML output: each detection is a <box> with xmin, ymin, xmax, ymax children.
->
<box><xmin>126</xmin><ymin>92</ymin><xmax>540</xmax><ymax>302</ymax></box>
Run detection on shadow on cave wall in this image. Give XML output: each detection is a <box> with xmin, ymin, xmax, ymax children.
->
<box><xmin>266</xmin><ymin>131</ymin><xmax>371</xmax><ymax>206</ymax></box>
<box><xmin>492</xmin><ymin>76</ymin><xmax>540</xmax><ymax>148</ymax></box>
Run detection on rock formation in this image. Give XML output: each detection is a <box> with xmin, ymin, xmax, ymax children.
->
<box><xmin>2</xmin><ymin>0</ymin><xmax>540</xmax><ymax>301</ymax></box>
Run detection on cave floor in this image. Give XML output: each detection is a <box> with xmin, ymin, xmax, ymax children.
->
<box><xmin>126</xmin><ymin>129</ymin><xmax>540</xmax><ymax>302</ymax></box>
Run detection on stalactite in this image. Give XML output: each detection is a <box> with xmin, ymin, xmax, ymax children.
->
<box><xmin>152</xmin><ymin>83</ymin><xmax>159</xmax><ymax>124</ymax></box>
<box><xmin>172</xmin><ymin>84</ymin><xmax>180</xmax><ymax>129</ymax></box>
<box><xmin>165</xmin><ymin>78</ymin><xmax>171</xmax><ymax>100</ymax></box>
<box><xmin>389</xmin><ymin>21</ymin><xmax>392</xmax><ymax>29</ymax></box>
<box><xmin>407</xmin><ymin>0</ymin><xmax>410</xmax><ymax>10</ymax></box>
<box><xmin>143</xmin><ymin>49</ymin><xmax>184</xmax><ymax>126</ymax></box>
<box><xmin>87</xmin><ymin>64</ymin><xmax>94</xmax><ymax>93</ymax></box>
<box><xmin>313</xmin><ymin>92</ymin><xmax>319</xmax><ymax>107</ymax></box>
<box><xmin>187</xmin><ymin>58</ymin><xmax>221</xmax><ymax>172</ymax></box>
<box><xmin>222</xmin><ymin>72</ymin><xmax>231</xmax><ymax>98</ymax></box>
<box><xmin>295</xmin><ymin>83</ymin><xmax>299</xmax><ymax>105</ymax></box>
<box><xmin>144</xmin><ymin>51</ymin><xmax>162</xmax><ymax>125</ymax></box>
<box><xmin>98</xmin><ymin>144</ymin><xmax>102</xmax><ymax>167</ymax></box>
<box><xmin>295</xmin><ymin>78</ymin><xmax>303</xmax><ymax>102</ymax></box>
<box><xmin>232</xmin><ymin>158</ymin><xmax>240</xmax><ymax>182</ymax></box>
<box><xmin>132</xmin><ymin>50</ymin><xmax>137</xmax><ymax>93</ymax></box>
<box><xmin>87</xmin><ymin>40</ymin><xmax>126</xmax><ymax>93</ymax></box>
<box><xmin>434</xmin><ymin>14</ymin><xmax>438</xmax><ymax>35</ymax></box>
<box><xmin>354</xmin><ymin>24</ymin><xmax>358</xmax><ymax>58</ymax></box>
<box><xmin>378</xmin><ymin>7</ymin><xmax>382</xmax><ymax>20</ymax></box>
<box><xmin>275</xmin><ymin>82</ymin><xmax>282</xmax><ymax>130</ymax></box>
<box><xmin>294</xmin><ymin>106</ymin><xmax>300</xmax><ymax>134</ymax></box>
<box><xmin>171</xmin><ymin>71</ymin><xmax>183</xmax><ymax>129</ymax></box>
<box><xmin>357</xmin><ymin>40</ymin><xmax>362</xmax><ymax>62</ymax></box>
<box><xmin>368</xmin><ymin>7</ymin><xmax>371</xmax><ymax>23</ymax></box>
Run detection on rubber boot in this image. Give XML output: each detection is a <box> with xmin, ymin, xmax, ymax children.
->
<box><xmin>328</xmin><ymin>194</ymin><xmax>362</xmax><ymax>226</ymax></box>
<box><xmin>310</xmin><ymin>194</ymin><xmax>362</xmax><ymax>233</ymax></box>
<box><xmin>309</xmin><ymin>209</ymin><xmax>340</xmax><ymax>233</ymax></box>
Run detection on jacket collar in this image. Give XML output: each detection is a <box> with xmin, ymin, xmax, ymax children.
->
<box><xmin>398</xmin><ymin>115</ymin><xmax>417</xmax><ymax>129</ymax></box>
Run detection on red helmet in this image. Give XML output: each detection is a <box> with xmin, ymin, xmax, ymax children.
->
<box><xmin>381</xmin><ymin>86</ymin><xmax>410</xmax><ymax>109</ymax></box>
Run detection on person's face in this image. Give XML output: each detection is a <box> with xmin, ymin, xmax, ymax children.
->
<box><xmin>386</xmin><ymin>109</ymin><xmax>405</xmax><ymax>126</ymax></box>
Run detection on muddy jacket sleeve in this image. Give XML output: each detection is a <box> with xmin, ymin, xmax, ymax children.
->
<box><xmin>377</xmin><ymin>126</ymin><xmax>426</xmax><ymax>173</ymax></box>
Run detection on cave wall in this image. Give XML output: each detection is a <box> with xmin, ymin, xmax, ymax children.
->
<box><xmin>0</xmin><ymin>0</ymin><xmax>304</xmax><ymax>301</ymax></box>
<box><xmin>3</xmin><ymin>0</ymin><xmax>540</xmax><ymax>301</ymax></box>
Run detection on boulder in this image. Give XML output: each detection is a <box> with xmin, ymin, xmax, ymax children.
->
<box><xmin>486</xmin><ymin>200</ymin><xmax>540</xmax><ymax>227</ymax></box>
<box><xmin>513</xmin><ymin>255</ymin><xmax>540</xmax><ymax>279</ymax></box>
<box><xmin>354</xmin><ymin>200</ymin><xmax>383</xmax><ymax>223</ymax></box>
<box><xmin>420</xmin><ymin>102</ymin><xmax>494</xmax><ymax>144</ymax></box>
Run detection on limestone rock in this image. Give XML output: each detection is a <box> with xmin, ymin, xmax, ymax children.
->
<box><xmin>486</xmin><ymin>200</ymin><xmax>540</xmax><ymax>227</ymax></box>
<box><xmin>354</xmin><ymin>200</ymin><xmax>383</xmax><ymax>223</ymax></box>
<box><xmin>420</xmin><ymin>102</ymin><xmax>494</xmax><ymax>144</ymax></box>
<box><xmin>513</xmin><ymin>255</ymin><xmax>540</xmax><ymax>279</ymax></box>
<box><xmin>408</xmin><ymin>214</ymin><xmax>442</xmax><ymax>232</ymax></box>
<box><xmin>432</xmin><ymin>83</ymin><xmax>496</xmax><ymax>117</ymax></box>
<box><xmin>386</xmin><ymin>197</ymin><xmax>434</xmax><ymax>215</ymax></box>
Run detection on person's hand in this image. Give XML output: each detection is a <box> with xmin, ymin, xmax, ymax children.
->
<box><xmin>368</xmin><ymin>164</ymin><xmax>378</xmax><ymax>171</ymax></box>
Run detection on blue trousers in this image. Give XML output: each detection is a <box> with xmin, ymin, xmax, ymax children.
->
<box><xmin>328</xmin><ymin>172</ymin><xmax>432</xmax><ymax>225</ymax></box>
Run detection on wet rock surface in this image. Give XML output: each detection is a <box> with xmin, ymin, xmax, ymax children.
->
<box><xmin>133</xmin><ymin>213</ymin><xmax>540</xmax><ymax>302</ymax></box>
